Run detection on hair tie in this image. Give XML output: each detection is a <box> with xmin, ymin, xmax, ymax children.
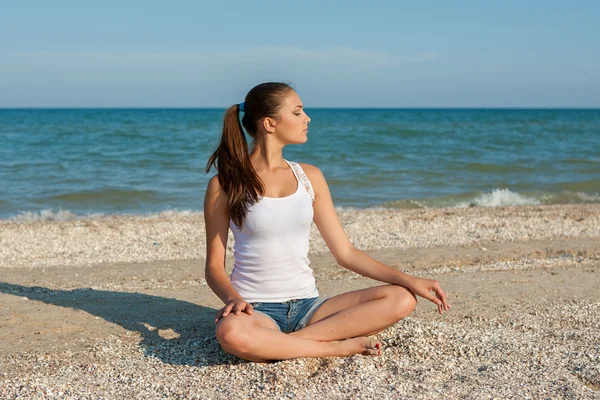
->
<box><xmin>239</xmin><ymin>102</ymin><xmax>245</xmax><ymax>112</ymax></box>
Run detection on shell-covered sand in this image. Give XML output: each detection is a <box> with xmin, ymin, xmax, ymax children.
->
<box><xmin>1</xmin><ymin>204</ymin><xmax>599</xmax><ymax>399</ymax></box>
<box><xmin>1</xmin><ymin>204</ymin><xmax>598</xmax><ymax>270</ymax></box>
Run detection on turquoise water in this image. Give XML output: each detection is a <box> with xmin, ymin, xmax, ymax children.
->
<box><xmin>1</xmin><ymin>108</ymin><xmax>599</xmax><ymax>220</ymax></box>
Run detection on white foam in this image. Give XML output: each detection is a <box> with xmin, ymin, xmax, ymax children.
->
<box><xmin>457</xmin><ymin>189</ymin><xmax>541</xmax><ymax>208</ymax></box>
<box><xmin>334</xmin><ymin>205</ymin><xmax>359</xmax><ymax>212</ymax></box>
<box><xmin>576</xmin><ymin>192</ymin><xmax>600</xmax><ymax>202</ymax></box>
<box><xmin>7</xmin><ymin>208</ymin><xmax>202</xmax><ymax>222</ymax></box>
<box><xmin>10</xmin><ymin>209</ymin><xmax>90</xmax><ymax>222</ymax></box>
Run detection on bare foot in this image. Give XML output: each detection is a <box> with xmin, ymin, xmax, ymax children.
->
<box><xmin>338</xmin><ymin>337</ymin><xmax>381</xmax><ymax>356</ymax></box>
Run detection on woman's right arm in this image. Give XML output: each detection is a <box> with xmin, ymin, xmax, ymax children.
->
<box><xmin>204</xmin><ymin>176</ymin><xmax>253</xmax><ymax>322</ymax></box>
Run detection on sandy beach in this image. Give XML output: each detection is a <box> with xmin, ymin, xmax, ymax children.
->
<box><xmin>1</xmin><ymin>204</ymin><xmax>599</xmax><ymax>399</ymax></box>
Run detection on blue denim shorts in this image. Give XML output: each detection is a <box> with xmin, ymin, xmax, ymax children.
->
<box><xmin>250</xmin><ymin>297</ymin><xmax>328</xmax><ymax>333</ymax></box>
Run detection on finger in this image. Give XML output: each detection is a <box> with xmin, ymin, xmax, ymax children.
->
<box><xmin>214</xmin><ymin>308</ymin><xmax>224</xmax><ymax>324</ymax></box>
<box><xmin>435</xmin><ymin>286</ymin><xmax>450</xmax><ymax>311</ymax></box>
<box><xmin>436</xmin><ymin>295</ymin><xmax>445</xmax><ymax>313</ymax></box>
<box><xmin>221</xmin><ymin>303</ymin><xmax>234</xmax><ymax>318</ymax></box>
<box><xmin>423</xmin><ymin>291</ymin><xmax>442</xmax><ymax>307</ymax></box>
<box><xmin>443</xmin><ymin>299</ymin><xmax>451</xmax><ymax>311</ymax></box>
<box><xmin>232</xmin><ymin>303</ymin><xmax>244</xmax><ymax>315</ymax></box>
<box><xmin>245</xmin><ymin>303</ymin><xmax>254</xmax><ymax>315</ymax></box>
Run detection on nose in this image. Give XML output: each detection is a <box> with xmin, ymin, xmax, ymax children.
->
<box><xmin>306</xmin><ymin>114</ymin><xmax>311</xmax><ymax>124</ymax></box>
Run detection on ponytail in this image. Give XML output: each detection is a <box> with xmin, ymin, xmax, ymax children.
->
<box><xmin>206</xmin><ymin>82</ymin><xmax>294</xmax><ymax>229</ymax></box>
<box><xmin>206</xmin><ymin>104</ymin><xmax>264</xmax><ymax>229</ymax></box>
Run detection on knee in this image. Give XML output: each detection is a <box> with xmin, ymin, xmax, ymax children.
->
<box><xmin>386</xmin><ymin>286</ymin><xmax>417</xmax><ymax>321</ymax></box>
<box><xmin>215</xmin><ymin>316</ymin><xmax>251</xmax><ymax>354</ymax></box>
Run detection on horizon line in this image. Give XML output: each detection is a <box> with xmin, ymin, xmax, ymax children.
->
<box><xmin>2</xmin><ymin>106</ymin><xmax>600</xmax><ymax>110</ymax></box>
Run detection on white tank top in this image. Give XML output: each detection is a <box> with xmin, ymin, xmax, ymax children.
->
<box><xmin>229</xmin><ymin>160</ymin><xmax>319</xmax><ymax>303</ymax></box>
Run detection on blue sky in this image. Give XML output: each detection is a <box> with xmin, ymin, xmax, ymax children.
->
<box><xmin>1</xmin><ymin>1</ymin><xmax>599</xmax><ymax>107</ymax></box>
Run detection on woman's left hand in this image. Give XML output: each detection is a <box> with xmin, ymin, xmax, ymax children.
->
<box><xmin>408</xmin><ymin>277</ymin><xmax>451</xmax><ymax>314</ymax></box>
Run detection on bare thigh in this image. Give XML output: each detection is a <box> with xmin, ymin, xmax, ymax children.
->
<box><xmin>215</xmin><ymin>309</ymin><xmax>280</xmax><ymax>333</ymax></box>
<box><xmin>306</xmin><ymin>284</ymin><xmax>416</xmax><ymax>326</ymax></box>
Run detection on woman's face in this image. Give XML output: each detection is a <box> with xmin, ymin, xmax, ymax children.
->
<box><xmin>272</xmin><ymin>91</ymin><xmax>311</xmax><ymax>145</ymax></box>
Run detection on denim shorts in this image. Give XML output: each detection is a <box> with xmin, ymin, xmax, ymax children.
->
<box><xmin>250</xmin><ymin>297</ymin><xmax>328</xmax><ymax>333</ymax></box>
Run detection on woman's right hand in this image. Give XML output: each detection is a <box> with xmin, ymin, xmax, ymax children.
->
<box><xmin>215</xmin><ymin>297</ymin><xmax>254</xmax><ymax>323</ymax></box>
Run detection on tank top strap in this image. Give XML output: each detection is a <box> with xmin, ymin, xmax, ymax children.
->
<box><xmin>285</xmin><ymin>160</ymin><xmax>315</xmax><ymax>203</ymax></box>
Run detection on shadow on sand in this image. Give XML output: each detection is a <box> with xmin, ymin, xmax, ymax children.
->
<box><xmin>0</xmin><ymin>282</ymin><xmax>241</xmax><ymax>367</ymax></box>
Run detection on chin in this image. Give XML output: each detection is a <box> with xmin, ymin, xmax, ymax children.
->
<box><xmin>288</xmin><ymin>135</ymin><xmax>308</xmax><ymax>145</ymax></box>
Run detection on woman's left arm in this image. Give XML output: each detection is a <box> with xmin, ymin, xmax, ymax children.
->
<box><xmin>302</xmin><ymin>164</ymin><xmax>451</xmax><ymax>314</ymax></box>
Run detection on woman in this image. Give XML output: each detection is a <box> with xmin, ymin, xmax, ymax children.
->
<box><xmin>204</xmin><ymin>82</ymin><xmax>450</xmax><ymax>362</ymax></box>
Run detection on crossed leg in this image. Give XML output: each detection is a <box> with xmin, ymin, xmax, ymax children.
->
<box><xmin>292</xmin><ymin>284</ymin><xmax>417</xmax><ymax>341</ymax></box>
<box><xmin>215</xmin><ymin>310</ymin><xmax>380</xmax><ymax>362</ymax></box>
<box><xmin>215</xmin><ymin>284</ymin><xmax>416</xmax><ymax>362</ymax></box>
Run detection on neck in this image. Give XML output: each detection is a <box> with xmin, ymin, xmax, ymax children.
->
<box><xmin>250</xmin><ymin>137</ymin><xmax>286</xmax><ymax>172</ymax></box>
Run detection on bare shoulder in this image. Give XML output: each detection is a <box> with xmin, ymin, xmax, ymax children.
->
<box><xmin>206</xmin><ymin>175</ymin><xmax>225</xmax><ymax>194</ymax></box>
<box><xmin>204</xmin><ymin>175</ymin><xmax>229</xmax><ymax>219</ymax></box>
<box><xmin>298</xmin><ymin>163</ymin><xmax>325</xmax><ymax>182</ymax></box>
<box><xmin>204</xmin><ymin>175</ymin><xmax>227</xmax><ymax>207</ymax></box>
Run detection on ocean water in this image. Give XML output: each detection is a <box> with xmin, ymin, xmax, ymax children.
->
<box><xmin>1</xmin><ymin>108</ymin><xmax>599</xmax><ymax>221</ymax></box>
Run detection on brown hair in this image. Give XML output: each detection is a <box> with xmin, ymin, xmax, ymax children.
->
<box><xmin>206</xmin><ymin>82</ymin><xmax>294</xmax><ymax>229</ymax></box>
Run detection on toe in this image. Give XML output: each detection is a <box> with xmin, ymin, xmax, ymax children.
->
<box><xmin>369</xmin><ymin>339</ymin><xmax>382</xmax><ymax>350</ymax></box>
<box><xmin>363</xmin><ymin>338</ymin><xmax>382</xmax><ymax>356</ymax></box>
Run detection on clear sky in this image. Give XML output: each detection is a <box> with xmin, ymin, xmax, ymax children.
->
<box><xmin>1</xmin><ymin>0</ymin><xmax>599</xmax><ymax>107</ymax></box>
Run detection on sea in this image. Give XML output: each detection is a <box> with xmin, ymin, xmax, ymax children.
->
<box><xmin>1</xmin><ymin>108</ymin><xmax>599</xmax><ymax>221</ymax></box>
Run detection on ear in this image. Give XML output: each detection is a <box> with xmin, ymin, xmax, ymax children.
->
<box><xmin>262</xmin><ymin>117</ymin><xmax>277</xmax><ymax>133</ymax></box>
